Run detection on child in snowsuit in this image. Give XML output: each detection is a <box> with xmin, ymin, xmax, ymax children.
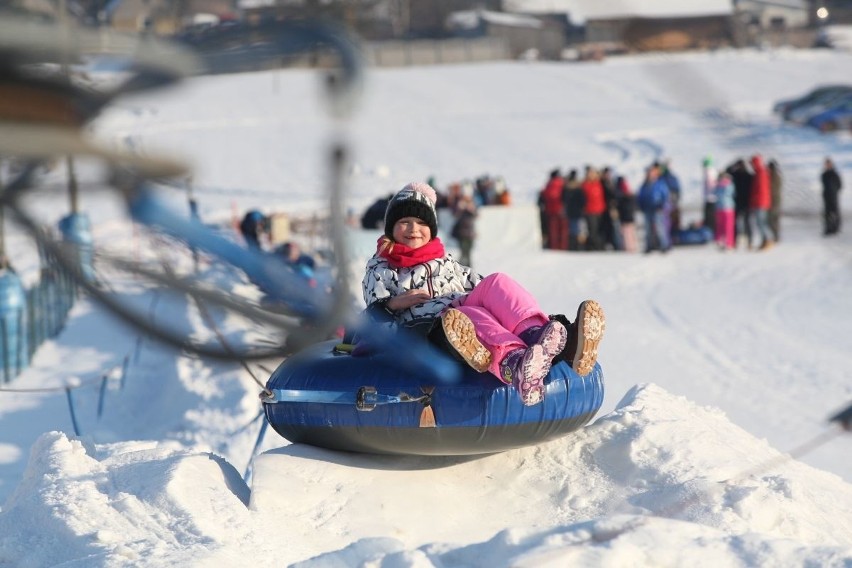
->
<box><xmin>362</xmin><ymin>182</ymin><xmax>606</xmax><ymax>406</ymax></box>
<box><xmin>714</xmin><ymin>173</ymin><xmax>736</xmax><ymax>250</ymax></box>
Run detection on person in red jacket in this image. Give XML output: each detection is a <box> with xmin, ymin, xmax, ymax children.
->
<box><xmin>582</xmin><ymin>166</ymin><xmax>607</xmax><ymax>250</ymax></box>
<box><xmin>749</xmin><ymin>154</ymin><xmax>774</xmax><ymax>251</ymax></box>
<box><xmin>540</xmin><ymin>169</ymin><xmax>568</xmax><ymax>250</ymax></box>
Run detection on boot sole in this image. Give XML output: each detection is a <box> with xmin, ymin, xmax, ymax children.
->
<box><xmin>573</xmin><ymin>300</ymin><xmax>605</xmax><ymax>376</ymax></box>
<box><xmin>442</xmin><ymin>308</ymin><xmax>492</xmax><ymax>373</ymax></box>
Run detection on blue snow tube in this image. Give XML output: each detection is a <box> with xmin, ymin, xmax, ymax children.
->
<box><xmin>675</xmin><ymin>225</ymin><xmax>713</xmax><ymax>246</ymax></box>
<box><xmin>262</xmin><ymin>340</ymin><xmax>604</xmax><ymax>456</ymax></box>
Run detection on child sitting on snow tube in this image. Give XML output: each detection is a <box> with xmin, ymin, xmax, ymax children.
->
<box><xmin>361</xmin><ymin>182</ymin><xmax>606</xmax><ymax>406</ymax></box>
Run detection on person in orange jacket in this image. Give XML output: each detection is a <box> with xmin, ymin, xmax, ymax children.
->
<box><xmin>581</xmin><ymin>166</ymin><xmax>607</xmax><ymax>251</ymax></box>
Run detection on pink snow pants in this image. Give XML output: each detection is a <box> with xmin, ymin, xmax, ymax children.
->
<box><xmin>715</xmin><ymin>209</ymin><xmax>735</xmax><ymax>249</ymax></box>
<box><xmin>452</xmin><ymin>273</ymin><xmax>549</xmax><ymax>379</ymax></box>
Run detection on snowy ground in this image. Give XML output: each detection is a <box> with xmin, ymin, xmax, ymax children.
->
<box><xmin>1</xmin><ymin>47</ymin><xmax>852</xmax><ymax>566</ymax></box>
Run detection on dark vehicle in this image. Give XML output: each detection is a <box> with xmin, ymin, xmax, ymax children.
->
<box><xmin>788</xmin><ymin>91</ymin><xmax>852</xmax><ymax>124</ymax></box>
<box><xmin>807</xmin><ymin>95</ymin><xmax>852</xmax><ymax>132</ymax></box>
<box><xmin>773</xmin><ymin>85</ymin><xmax>852</xmax><ymax>121</ymax></box>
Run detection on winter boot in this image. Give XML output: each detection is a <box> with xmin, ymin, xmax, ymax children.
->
<box><xmin>426</xmin><ymin>317</ymin><xmax>464</xmax><ymax>365</ymax></box>
<box><xmin>517</xmin><ymin>320</ymin><xmax>568</xmax><ymax>360</ymax></box>
<box><xmin>499</xmin><ymin>345</ymin><xmax>550</xmax><ymax>406</ymax></box>
<box><xmin>440</xmin><ymin>308</ymin><xmax>492</xmax><ymax>373</ymax></box>
<box><xmin>555</xmin><ymin>300</ymin><xmax>605</xmax><ymax>376</ymax></box>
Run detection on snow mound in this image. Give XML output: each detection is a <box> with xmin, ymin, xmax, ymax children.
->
<box><xmin>0</xmin><ymin>433</ymin><xmax>250</xmax><ymax>567</ymax></box>
<box><xmin>254</xmin><ymin>383</ymin><xmax>852</xmax><ymax>566</ymax></box>
<box><xmin>2</xmin><ymin>385</ymin><xmax>851</xmax><ymax>566</ymax></box>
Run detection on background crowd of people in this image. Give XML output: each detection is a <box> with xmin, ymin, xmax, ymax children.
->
<box><xmin>237</xmin><ymin>208</ymin><xmax>320</xmax><ymax>282</ymax></box>
<box><xmin>712</xmin><ymin>155</ymin><xmax>782</xmax><ymax>251</ymax></box>
<box><xmin>536</xmin><ymin>162</ymin><xmax>673</xmax><ymax>254</ymax></box>
<box><xmin>533</xmin><ymin>154</ymin><xmax>842</xmax><ymax>254</ymax></box>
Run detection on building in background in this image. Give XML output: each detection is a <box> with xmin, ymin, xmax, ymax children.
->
<box><xmin>502</xmin><ymin>0</ymin><xmax>736</xmax><ymax>52</ymax></box>
<box><xmin>445</xmin><ymin>9</ymin><xmax>566</xmax><ymax>59</ymax></box>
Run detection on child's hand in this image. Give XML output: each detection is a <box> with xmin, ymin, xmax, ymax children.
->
<box><xmin>387</xmin><ymin>289</ymin><xmax>432</xmax><ymax>311</ymax></box>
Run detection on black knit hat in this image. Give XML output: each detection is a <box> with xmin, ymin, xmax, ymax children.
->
<box><xmin>383</xmin><ymin>182</ymin><xmax>439</xmax><ymax>239</ymax></box>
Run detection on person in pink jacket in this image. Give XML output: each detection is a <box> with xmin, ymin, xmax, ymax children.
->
<box><xmin>362</xmin><ymin>182</ymin><xmax>606</xmax><ymax>406</ymax></box>
<box><xmin>749</xmin><ymin>154</ymin><xmax>774</xmax><ymax>251</ymax></box>
<box><xmin>713</xmin><ymin>173</ymin><xmax>736</xmax><ymax>250</ymax></box>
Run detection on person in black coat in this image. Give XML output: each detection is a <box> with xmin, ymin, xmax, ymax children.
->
<box><xmin>240</xmin><ymin>210</ymin><xmax>268</xmax><ymax>249</ymax></box>
<box><xmin>768</xmin><ymin>159</ymin><xmax>783</xmax><ymax>242</ymax></box>
<box><xmin>726</xmin><ymin>159</ymin><xmax>754</xmax><ymax>249</ymax></box>
<box><xmin>615</xmin><ymin>176</ymin><xmax>638</xmax><ymax>252</ymax></box>
<box><xmin>361</xmin><ymin>194</ymin><xmax>393</xmax><ymax>230</ymax></box>
<box><xmin>537</xmin><ymin>188</ymin><xmax>549</xmax><ymax>249</ymax></box>
<box><xmin>562</xmin><ymin>169</ymin><xmax>587</xmax><ymax>251</ymax></box>
<box><xmin>821</xmin><ymin>157</ymin><xmax>843</xmax><ymax>235</ymax></box>
<box><xmin>600</xmin><ymin>166</ymin><xmax>621</xmax><ymax>250</ymax></box>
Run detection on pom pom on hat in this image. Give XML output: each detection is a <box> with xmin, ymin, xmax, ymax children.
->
<box><xmin>383</xmin><ymin>182</ymin><xmax>439</xmax><ymax>239</ymax></box>
<box><xmin>403</xmin><ymin>182</ymin><xmax>437</xmax><ymax>205</ymax></box>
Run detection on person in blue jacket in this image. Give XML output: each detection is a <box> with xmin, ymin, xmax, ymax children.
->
<box><xmin>659</xmin><ymin>159</ymin><xmax>681</xmax><ymax>241</ymax></box>
<box><xmin>277</xmin><ymin>241</ymin><xmax>316</xmax><ymax>280</ymax></box>
<box><xmin>637</xmin><ymin>163</ymin><xmax>671</xmax><ymax>253</ymax></box>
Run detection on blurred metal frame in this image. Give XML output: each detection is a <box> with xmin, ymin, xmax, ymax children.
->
<box><xmin>0</xmin><ymin>13</ymin><xmax>367</xmax><ymax>361</ymax></box>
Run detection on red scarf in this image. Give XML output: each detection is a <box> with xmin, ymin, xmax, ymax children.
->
<box><xmin>377</xmin><ymin>236</ymin><xmax>445</xmax><ymax>268</ymax></box>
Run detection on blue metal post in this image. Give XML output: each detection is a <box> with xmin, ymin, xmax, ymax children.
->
<box><xmin>0</xmin><ymin>271</ymin><xmax>28</xmax><ymax>382</ymax></box>
<box><xmin>58</xmin><ymin>212</ymin><xmax>95</xmax><ymax>283</ymax></box>
<box><xmin>97</xmin><ymin>375</ymin><xmax>108</xmax><ymax>419</ymax></box>
<box><xmin>65</xmin><ymin>387</ymin><xmax>81</xmax><ymax>436</ymax></box>
<box><xmin>243</xmin><ymin>417</ymin><xmax>269</xmax><ymax>484</ymax></box>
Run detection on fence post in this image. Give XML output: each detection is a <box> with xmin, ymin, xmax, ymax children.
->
<box><xmin>15</xmin><ymin>309</ymin><xmax>24</xmax><ymax>375</ymax></box>
<box><xmin>1</xmin><ymin>318</ymin><xmax>8</xmax><ymax>384</ymax></box>
<box><xmin>0</xmin><ymin>271</ymin><xmax>27</xmax><ymax>383</ymax></box>
<box><xmin>26</xmin><ymin>287</ymin><xmax>36</xmax><ymax>360</ymax></box>
<box><xmin>35</xmin><ymin>278</ymin><xmax>46</xmax><ymax>347</ymax></box>
<box><xmin>46</xmin><ymin>271</ymin><xmax>57</xmax><ymax>337</ymax></box>
<box><xmin>58</xmin><ymin>212</ymin><xmax>95</xmax><ymax>284</ymax></box>
<box><xmin>97</xmin><ymin>374</ymin><xmax>109</xmax><ymax>419</ymax></box>
<box><xmin>65</xmin><ymin>387</ymin><xmax>81</xmax><ymax>436</ymax></box>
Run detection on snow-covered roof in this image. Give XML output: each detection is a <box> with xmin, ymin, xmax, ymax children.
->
<box><xmin>447</xmin><ymin>10</ymin><xmax>543</xmax><ymax>31</ymax></box>
<box><xmin>737</xmin><ymin>0</ymin><xmax>807</xmax><ymax>10</ymax></box>
<box><xmin>503</xmin><ymin>0</ymin><xmax>734</xmax><ymax>24</ymax></box>
<box><xmin>236</xmin><ymin>0</ymin><xmax>276</xmax><ymax>8</ymax></box>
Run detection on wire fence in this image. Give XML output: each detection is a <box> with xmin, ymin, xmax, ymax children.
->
<box><xmin>0</xmin><ymin>263</ymin><xmax>77</xmax><ymax>384</ymax></box>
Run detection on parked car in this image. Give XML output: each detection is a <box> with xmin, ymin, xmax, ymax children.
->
<box><xmin>773</xmin><ymin>85</ymin><xmax>852</xmax><ymax>121</ymax></box>
<box><xmin>786</xmin><ymin>90</ymin><xmax>852</xmax><ymax>124</ymax></box>
<box><xmin>813</xmin><ymin>25</ymin><xmax>852</xmax><ymax>51</ymax></box>
<box><xmin>806</xmin><ymin>96</ymin><xmax>852</xmax><ymax>131</ymax></box>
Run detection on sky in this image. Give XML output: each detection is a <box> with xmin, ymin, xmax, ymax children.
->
<box><xmin>1</xmin><ymin>44</ymin><xmax>852</xmax><ymax>567</ymax></box>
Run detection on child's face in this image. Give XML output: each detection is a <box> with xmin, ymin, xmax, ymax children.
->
<box><xmin>392</xmin><ymin>216</ymin><xmax>431</xmax><ymax>249</ymax></box>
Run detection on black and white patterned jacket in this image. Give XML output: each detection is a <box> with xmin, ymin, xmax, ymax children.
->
<box><xmin>361</xmin><ymin>253</ymin><xmax>482</xmax><ymax>331</ymax></box>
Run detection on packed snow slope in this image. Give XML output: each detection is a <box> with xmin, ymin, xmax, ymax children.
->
<box><xmin>1</xmin><ymin>47</ymin><xmax>851</xmax><ymax>566</ymax></box>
